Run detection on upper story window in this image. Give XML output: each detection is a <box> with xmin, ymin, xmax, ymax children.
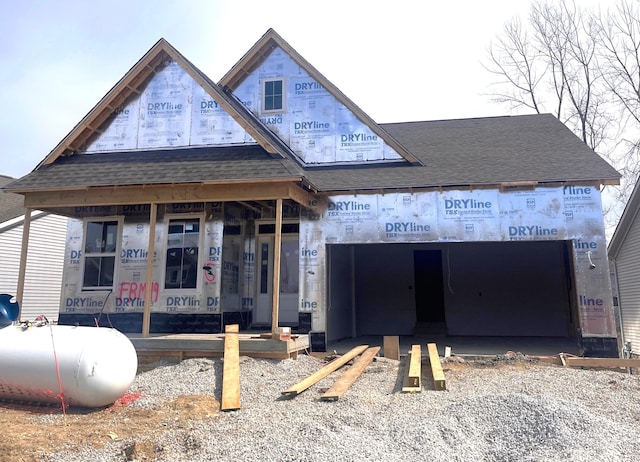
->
<box><xmin>83</xmin><ymin>220</ymin><xmax>119</xmax><ymax>290</ymax></box>
<box><xmin>165</xmin><ymin>218</ymin><xmax>201</xmax><ymax>290</ymax></box>
<box><xmin>263</xmin><ymin>78</ymin><xmax>284</xmax><ymax>112</ymax></box>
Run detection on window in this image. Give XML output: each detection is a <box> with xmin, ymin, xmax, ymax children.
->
<box><xmin>83</xmin><ymin>220</ymin><xmax>118</xmax><ymax>290</ymax></box>
<box><xmin>263</xmin><ymin>79</ymin><xmax>284</xmax><ymax>112</ymax></box>
<box><xmin>165</xmin><ymin>218</ymin><xmax>200</xmax><ymax>289</ymax></box>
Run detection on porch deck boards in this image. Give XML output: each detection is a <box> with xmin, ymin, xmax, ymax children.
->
<box><xmin>130</xmin><ymin>333</ymin><xmax>310</xmax><ymax>367</ymax></box>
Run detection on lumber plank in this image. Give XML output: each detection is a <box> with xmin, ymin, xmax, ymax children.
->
<box><xmin>407</xmin><ymin>344</ymin><xmax>422</xmax><ymax>388</ymax></box>
<box><xmin>320</xmin><ymin>346</ymin><xmax>381</xmax><ymax>401</ymax></box>
<box><xmin>383</xmin><ymin>336</ymin><xmax>400</xmax><ymax>360</ymax></box>
<box><xmin>427</xmin><ymin>343</ymin><xmax>446</xmax><ymax>391</ymax></box>
<box><xmin>282</xmin><ymin>345</ymin><xmax>369</xmax><ymax>397</ymax></box>
<box><xmin>564</xmin><ymin>357</ymin><xmax>640</xmax><ymax>369</ymax></box>
<box><xmin>221</xmin><ymin>324</ymin><xmax>241</xmax><ymax>411</ymax></box>
<box><xmin>401</xmin><ymin>352</ymin><xmax>422</xmax><ymax>393</ymax></box>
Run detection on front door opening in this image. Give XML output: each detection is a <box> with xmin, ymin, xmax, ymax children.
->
<box><xmin>414</xmin><ymin>250</ymin><xmax>445</xmax><ymax>324</ymax></box>
<box><xmin>253</xmin><ymin>222</ymin><xmax>299</xmax><ymax>327</ymax></box>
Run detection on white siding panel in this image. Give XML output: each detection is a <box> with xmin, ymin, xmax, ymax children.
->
<box><xmin>616</xmin><ymin>213</ymin><xmax>640</xmax><ymax>353</ymax></box>
<box><xmin>0</xmin><ymin>214</ymin><xmax>67</xmax><ymax>321</ymax></box>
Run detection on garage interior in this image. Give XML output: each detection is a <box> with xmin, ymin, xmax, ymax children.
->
<box><xmin>326</xmin><ymin>241</ymin><xmax>579</xmax><ymax>343</ymax></box>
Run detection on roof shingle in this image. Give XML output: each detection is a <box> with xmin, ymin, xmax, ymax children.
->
<box><xmin>4</xmin><ymin>114</ymin><xmax>620</xmax><ymax>195</ymax></box>
<box><xmin>0</xmin><ymin>175</ymin><xmax>25</xmax><ymax>223</ymax></box>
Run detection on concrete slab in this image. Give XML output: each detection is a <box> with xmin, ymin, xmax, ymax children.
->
<box><xmin>327</xmin><ymin>334</ymin><xmax>581</xmax><ymax>358</ymax></box>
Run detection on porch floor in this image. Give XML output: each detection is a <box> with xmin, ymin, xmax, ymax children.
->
<box><xmin>129</xmin><ymin>332</ymin><xmax>309</xmax><ymax>368</ymax></box>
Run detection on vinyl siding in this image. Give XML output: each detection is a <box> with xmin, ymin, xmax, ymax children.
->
<box><xmin>615</xmin><ymin>212</ymin><xmax>640</xmax><ymax>353</ymax></box>
<box><xmin>0</xmin><ymin>213</ymin><xmax>67</xmax><ymax>321</ymax></box>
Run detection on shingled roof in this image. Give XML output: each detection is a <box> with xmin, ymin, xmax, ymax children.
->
<box><xmin>303</xmin><ymin>113</ymin><xmax>621</xmax><ymax>192</ymax></box>
<box><xmin>8</xmin><ymin>145</ymin><xmax>304</xmax><ymax>191</ymax></box>
<box><xmin>0</xmin><ymin>175</ymin><xmax>25</xmax><ymax>223</ymax></box>
<box><xmin>4</xmin><ymin>113</ymin><xmax>620</xmax><ymax>195</ymax></box>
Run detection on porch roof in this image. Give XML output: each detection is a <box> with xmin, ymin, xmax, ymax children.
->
<box><xmin>6</xmin><ymin>145</ymin><xmax>304</xmax><ymax>191</ymax></box>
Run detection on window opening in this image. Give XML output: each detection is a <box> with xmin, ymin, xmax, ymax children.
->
<box><xmin>165</xmin><ymin>219</ymin><xmax>200</xmax><ymax>289</ymax></box>
<box><xmin>258</xmin><ymin>223</ymin><xmax>299</xmax><ymax>234</ymax></box>
<box><xmin>263</xmin><ymin>79</ymin><xmax>284</xmax><ymax>112</ymax></box>
<box><xmin>83</xmin><ymin>220</ymin><xmax>118</xmax><ymax>289</ymax></box>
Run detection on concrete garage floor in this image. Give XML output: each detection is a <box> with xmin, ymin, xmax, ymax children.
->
<box><xmin>327</xmin><ymin>335</ymin><xmax>582</xmax><ymax>358</ymax></box>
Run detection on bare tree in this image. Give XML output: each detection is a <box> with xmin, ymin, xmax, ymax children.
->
<box><xmin>594</xmin><ymin>0</ymin><xmax>640</xmax><ymax>203</ymax></box>
<box><xmin>485</xmin><ymin>18</ymin><xmax>546</xmax><ymax>114</ymax></box>
<box><xmin>485</xmin><ymin>0</ymin><xmax>640</xmax><ymax>230</ymax></box>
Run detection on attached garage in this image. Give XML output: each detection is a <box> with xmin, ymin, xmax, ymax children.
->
<box><xmin>327</xmin><ymin>241</ymin><xmax>577</xmax><ymax>342</ymax></box>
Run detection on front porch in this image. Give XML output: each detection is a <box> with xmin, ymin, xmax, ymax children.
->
<box><xmin>131</xmin><ymin>331</ymin><xmax>310</xmax><ymax>368</ymax></box>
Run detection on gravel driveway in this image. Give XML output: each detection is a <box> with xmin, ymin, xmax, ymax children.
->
<box><xmin>42</xmin><ymin>353</ymin><xmax>640</xmax><ymax>461</ymax></box>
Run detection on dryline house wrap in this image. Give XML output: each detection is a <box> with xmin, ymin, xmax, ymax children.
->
<box><xmin>3</xmin><ymin>29</ymin><xmax>620</xmax><ymax>356</ymax></box>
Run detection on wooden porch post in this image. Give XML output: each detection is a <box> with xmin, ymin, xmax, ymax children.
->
<box><xmin>271</xmin><ymin>198</ymin><xmax>283</xmax><ymax>335</ymax></box>
<box><xmin>15</xmin><ymin>208</ymin><xmax>32</xmax><ymax>321</ymax></box>
<box><xmin>142</xmin><ymin>203</ymin><xmax>157</xmax><ymax>337</ymax></box>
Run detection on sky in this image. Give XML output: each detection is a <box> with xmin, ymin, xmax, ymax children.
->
<box><xmin>0</xmin><ymin>0</ymin><xmax>604</xmax><ymax>179</ymax></box>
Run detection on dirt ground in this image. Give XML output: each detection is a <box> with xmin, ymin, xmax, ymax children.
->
<box><xmin>0</xmin><ymin>394</ymin><xmax>220</xmax><ymax>462</ymax></box>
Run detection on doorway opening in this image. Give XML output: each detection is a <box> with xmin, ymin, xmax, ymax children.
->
<box><xmin>252</xmin><ymin>221</ymin><xmax>299</xmax><ymax>327</ymax></box>
<box><xmin>413</xmin><ymin>250</ymin><xmax>446</xmax><ymax>333</ymax></box>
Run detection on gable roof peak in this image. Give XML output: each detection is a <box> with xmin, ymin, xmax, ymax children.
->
<box><xmin>35</xmin><ymin>35</ymin><xmax>297</xmax><ymax>170</ymax></box>
<box><xmin>219</xmin><ymin>29</ymin><xmax>420</xmax><ymax>165</ymax></box>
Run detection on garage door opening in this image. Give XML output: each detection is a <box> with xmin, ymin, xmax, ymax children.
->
<box><xmin>326</xmin><ymin>241</ymin><xmax>578</xmax><ymax>343</ymax></box>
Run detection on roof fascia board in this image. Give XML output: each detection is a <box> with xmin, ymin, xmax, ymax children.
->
<box><xmin>7</xmin><ymin>175</ymin><xmax>304</xmax><ymax>195</ymax></box>
<box><xmin>21</xmin><ymin>181</ymin><xmax>314</xmax><ymax>209</ymax></box>
<box><xmin>310</xmin><ymin>179</ymin><xmax>612</xmax><ymax>195</ymax></box>
<box><xmin>219</xmin><ymin>29</ymin><xmax>421</xmax><ymax>165</ymax></box>
<box><xmin>36</xmin><ymin>38</ymin><xmax>291</xmax><ymax>170</ymax></box>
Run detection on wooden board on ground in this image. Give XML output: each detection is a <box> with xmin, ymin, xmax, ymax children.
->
<box><xmin>564</xmin><ymin>357</ymin><xmax>640</xmax><ymax>369</ymax></box>
<box><xmin>221</xmin><ymin>324</ymin><xmax>241</xmax><ymax>411</ymax></box>
<box><xmin>427</xmin><ymin>343</ymin><xmax>446</xmax><ymax>391</ymax></box>
<box><xmin>383</xmin><ymin>336</ymin><xmax>400</xmax><ymax>360</ymax></box>
<box><xmin>401</xmin><ymin>352</ymin><xmax>422</xmax><ymax>393</ymax></box>
<box><xmin>282</xmin><ymin>345</ymin><xmax>369</xmax><ymax>397</ymax></box>
<box><xmin>320</xmin><ymin>346</ymin><xmax>381</xmax><ymax>401</ymax></box>
<box><xmin>407</xmin><ymin>344</ymin><xmax>421</xmax><ymax>388</ymax></box>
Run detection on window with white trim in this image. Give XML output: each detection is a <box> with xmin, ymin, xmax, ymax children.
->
<box><xmin>165</xmin><ymin>218</ymin><xmax>201</xmax><ymax>289</ymax></box>
<box><xmin>82</xmin><ymin>220</ymin><xmax>119</xmax><ymax>290</ymax></box>
<box><xmin>263</xmin><ymin>78</ymin><xmax>284</xmax><ymax>112</ymax></box>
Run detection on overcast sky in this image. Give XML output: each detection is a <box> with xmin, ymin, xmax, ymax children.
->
<box><xmin>0</xmin><ymin>0</ymin><xmax>604</xmax><ymax>178</ymax></box>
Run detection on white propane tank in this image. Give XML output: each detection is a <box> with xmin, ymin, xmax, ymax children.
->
<box><xmin>0</xmin><ymin>324</ymin><xmax>138</xmax><ymax>408</ymax></box>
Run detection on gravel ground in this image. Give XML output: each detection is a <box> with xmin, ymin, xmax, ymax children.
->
<box><xmin>41</xmin><ymin>353</ymin><xmax>640</xmax><ymax>461</ymax></box>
